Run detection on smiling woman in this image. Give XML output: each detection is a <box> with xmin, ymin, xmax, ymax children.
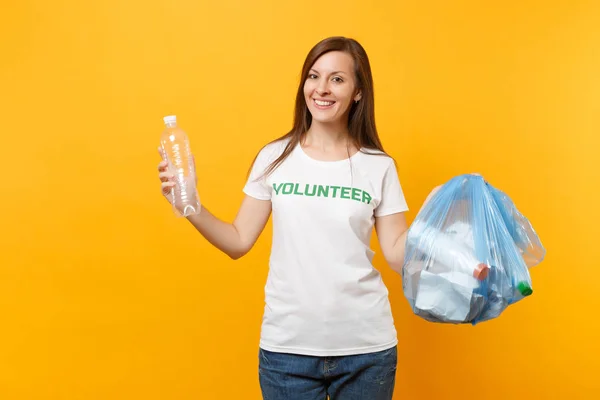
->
<box><xmin>157</xmin><ymin>36</ymin><xmax>437</xmax><ymax>400</ymax></box>
<box><xmin>304</xmin><ymin>52</ymin><xmax>362</xmax><ymax>125</ymax></box>
<box><xmin>1</xmin><ymin>0</ymin><xmax>597</xmax><ymax>398</ymax></box>
<box><xmin>247</xmin><ymin>36</ymin><xmax>385</xmax><ymax>173</ymax></box>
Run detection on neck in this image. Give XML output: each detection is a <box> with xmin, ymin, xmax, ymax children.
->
<box><xmin>303</xmin><ymin>120</ymin><xmax>350</xmax><ymax>149</ymax></box>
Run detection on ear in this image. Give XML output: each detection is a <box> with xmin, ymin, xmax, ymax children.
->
<box><xmin>354</xmin><ymin>91</ymin><xmax>362</xmax><ymax>102</ymax></box>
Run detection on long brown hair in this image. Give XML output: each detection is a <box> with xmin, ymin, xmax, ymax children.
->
<box><xmin>249</xmin><ymin>36</ymin><xmax>389</xmax><ymax>179</ymax></box>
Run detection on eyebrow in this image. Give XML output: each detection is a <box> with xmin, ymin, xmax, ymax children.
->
<box><xmin>310</xmin><ymin>69</ymin><xmax>348</xmax><ymax>75</ymax></box>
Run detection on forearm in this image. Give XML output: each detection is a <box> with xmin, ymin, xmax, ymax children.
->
<box><xmin>389</xmin><ymin>229</ymin><xmax>409</xmax><ymax>274</ymax></box>
<box><xmin>186</xmin><ymin>206</ymin><xmax>246</xmax><ymax>260</ymax></box>
<box><xmin>387</xmin><ymin>187</ymin><xmax>439</xmax><ymax>273</ymax></box>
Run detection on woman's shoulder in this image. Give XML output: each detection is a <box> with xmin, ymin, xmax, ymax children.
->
<box><xmin>253</xmin><ymin>136</ymin><xmax>292</xmax><ymax>164</ymax></box>
<box><xmin>261</xmin><ymin>136</ymin><xmax>292</xmax><ymax>154</ymax></box>
<box><xmin>358</xmin><ymin>148</ymin><xmax>396</xmax><ymax>168</ymax></box>
<box><xmin>359</xmin><ymin>147</ymin><xmax>387</xmax><ymax>157</ymax></box>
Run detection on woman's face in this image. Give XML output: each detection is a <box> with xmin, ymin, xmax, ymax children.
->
<box><xmin>303</xmin><ymin>51</ymin><xmax>362</xmax><ymax>126</ymax></box>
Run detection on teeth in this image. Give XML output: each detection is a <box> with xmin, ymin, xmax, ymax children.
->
<box><xmin>315</xmin><ymin>100</ymin><xmax>334</xmax><ymax>106</ymax></box>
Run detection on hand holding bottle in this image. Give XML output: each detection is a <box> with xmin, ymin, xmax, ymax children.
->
<box><xmin>157</xmin><ymin>115</ymin><xmax>201</xmax><ymax>217</ymax></box>
<box><xmin>157</xmin><ymin>150</ymin><xmax>197</xmax><ymax>201</ymax></box>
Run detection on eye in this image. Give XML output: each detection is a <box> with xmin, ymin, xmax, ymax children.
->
<box><xmin>308</xmin><ymin>74</ymin><xmax>318</xmax><ymax>79</ymax></box>
<box><xmin>332</xmin><ymin>76</ymin><xmax>344</xmax><ymax>83</ymax></box>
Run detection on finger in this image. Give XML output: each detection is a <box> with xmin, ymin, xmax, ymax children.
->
<box><xmin>157</xmin><ymin>160</ymin><xmax>168</xmax><ymax>172</ymax></box>
<box><xmin>161</xmin><ymin>181</ymin><xmax>175</xmax><ymax>193</ymax></box>
<box><xmin>159</xmin><ymin>171</ymin><xmax>174</xmax><ymax>182</ymax></box>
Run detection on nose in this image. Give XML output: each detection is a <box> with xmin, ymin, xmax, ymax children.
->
<box><xmin>316</xmin><ymin>79</ymin><xmax>330</xmax><ymax>96</ymax></box>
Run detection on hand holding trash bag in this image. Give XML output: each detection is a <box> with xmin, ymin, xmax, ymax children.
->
<box><xmin>402</xmin><ymin>174</ymin><xmax>545</xmax><ymax>324</ymax></box>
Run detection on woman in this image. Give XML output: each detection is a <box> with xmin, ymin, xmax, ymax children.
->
<box><xmin>158</xmin><ymin>36</ymin><xmax>439</xmax><ymax>400</ymax></box>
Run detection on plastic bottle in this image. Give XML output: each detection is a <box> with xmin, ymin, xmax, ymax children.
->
<box><xmin>160</xmin><ymin>115</ymin><xmax>201</xmax><ymax>217</ymax></box>
<box><xmin>408</xmin><ymin>220</ymin><xmax>490</xmax><ymax>280</ymax></box>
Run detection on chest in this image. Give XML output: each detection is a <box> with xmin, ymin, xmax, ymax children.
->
<box><xmin>266</xmin><ymin>161</ymin><xmax>381</xmax><ymax>223</ymax></box>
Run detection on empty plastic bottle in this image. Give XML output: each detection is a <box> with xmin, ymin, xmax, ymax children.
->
<box><xmin>408</xmin><ymin>220</ymin><xmax>490</xmax><ymax>281</ymax></box>
<box><xmin>160</xmin><ymin>115</ymin><xmax>201</xmax><ymax>217</ymax></box>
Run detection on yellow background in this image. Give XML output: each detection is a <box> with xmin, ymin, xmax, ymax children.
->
<box><xmin>1</xmin><ymin>0</ymin><xmax>598</xmax><ymax>398</ymax></box>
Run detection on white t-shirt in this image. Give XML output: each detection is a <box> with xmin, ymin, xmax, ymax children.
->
<box><xmin>243</xmin><ymin>138</ymin><xmax>409</xmax><ymax>357</ymax></box>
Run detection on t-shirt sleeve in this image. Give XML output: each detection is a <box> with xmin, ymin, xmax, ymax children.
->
<box><xmin>374</xmin><ymin>160</ymin><xmax>409</xmax><ymax>217</ymax></box>
<box><xmin>242</xmin><ymin>145</ymin><xmax>274</xmax><ymax>200</ymax></box>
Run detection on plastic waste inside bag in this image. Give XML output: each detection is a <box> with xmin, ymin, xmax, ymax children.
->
<box><xmin>402</xmin><ymin>174</ymin><xmax>545</xmax><ymax>325</ymax></box>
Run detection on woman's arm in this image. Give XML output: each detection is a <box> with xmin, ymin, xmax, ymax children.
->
<box><xmin>158</xmin><ymin>157</ymin><xmax>272</xmax><ymax>260</ymax></box>
<box><xmin>185</xmin><ymin>196</ymin><xmax>272</xmax><ymax>260</ymax></box>
<box><xmin>375</xmin><ymin>185</ymin><xmax>441</xmax><ymax>273</ymax></box>
<box><xmin>375</xmin><ymin>212</ymin><xmax>409</xmax><ymax>274</ymax></box>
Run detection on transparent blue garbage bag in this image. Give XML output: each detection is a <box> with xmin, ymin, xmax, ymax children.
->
<box><xmin>487</xmin><ymin>185</ymin><xmax>545</xmax><ymax>268</ymax></box>
<box><xmin>402</xmin><ymin>174</ymin><xmax>545</xmax><ymax>324</ymax></box>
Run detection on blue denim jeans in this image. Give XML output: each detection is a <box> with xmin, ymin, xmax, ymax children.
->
<box><xmin>258</xmin><ymin>346</ymin><xmax>397</xmax><ymax>400</ymax></box>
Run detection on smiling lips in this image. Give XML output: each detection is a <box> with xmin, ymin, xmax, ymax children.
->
<box><xmin>313</xmin><ymin>99</ymin><xmax>336</xmax><ymax>109</ymax></box>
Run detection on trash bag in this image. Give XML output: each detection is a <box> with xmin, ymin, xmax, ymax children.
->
<box><xmin>402</xmin><ymin>174</ymin><xmax>545</xmax><ymax>325</ymax></box>
<box><xmin>487</xmin><ymin>185</ymin><xmax>545</xmax><ymax>268</ymax></box>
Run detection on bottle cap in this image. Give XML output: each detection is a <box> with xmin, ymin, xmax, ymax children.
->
<box><xmin>473</xmin><ymin>263</ymin><xmax>490</xmax><ymax>280</ymax></box>
<box><xmin>163</xmin><ymin>115</ymin><xmax>177</xmax><ymax>125</ymax></box>
<box><xmin>517</xmin><ymin>282</ymin><xmax>533</xmax><ymax>296</ymax></box>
